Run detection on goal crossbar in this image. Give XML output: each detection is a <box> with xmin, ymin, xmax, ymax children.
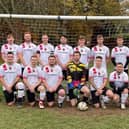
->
<box><xmin>0</xmin><ymin>14</ymin><xmax>129</xmax><ymax>20</ymax></box>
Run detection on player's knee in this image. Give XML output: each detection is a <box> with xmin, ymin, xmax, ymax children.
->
<box><xmin>106</xmin><ymin>90</ymin><xmax>114</xmax><ymax>98</ymax></box>
<box><xmin>58</xmin><ymin>89</ymin><xmax>65</xmax><ymax>96</ymax></box>
<box><xmin>38</xmin><ymin>85</ymin><xmax>45</xmax><ymax>92</ymax></box>
<box><xmin>81</xmin><ymin>86</ymin><xmax>90</xmax><ymax>95</ymax></box>
<box><xmin>122</xmin><ymin>88</ymin><xmax>128</xmax><ymax>94</ymax></box>
<box><xmin>113</xmin><ymin>94</ymin><xmax>119</xmax><ymax>102</ymax></box>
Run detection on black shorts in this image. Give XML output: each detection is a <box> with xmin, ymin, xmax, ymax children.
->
<box><xmin>113</xmin><ymin>88</ymin><xmax>127</xmax><ymax>97</ymax></box>
<box><xmin>3</xmin><ymin>86</ymin><xmax>16</xmax><ymax>103</ymax></box>
<box><xmin>26</xmin><ymin>86</ymin><xmax>39</xmax><ymax>103</ymax></box>
<box><xmin>21</xmin><ymin>67</ymin><xmax>25</xmax><ymax>79</ymax></box>
<box><xmin>91</xmin><ymin>88</ymin><xmax>108</xmax><ymax>105</ymax></box>
<box><xmin>85</xmin><ymin>69</ymin><xmax>89</xmax><ymax>81</ymax></box>
<box><xmin>46</xmin><ymin>85</ymin><xmax>64</xmax><ymax>102</ymax></box>
<box><xmin>62</xmin><ymin>70</ymin><xmax>67</xmax><ymax>80</ymax></box>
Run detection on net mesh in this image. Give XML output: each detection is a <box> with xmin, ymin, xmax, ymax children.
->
<box><xmin>0</xmin><ymin>18</ymin><xmax>129</xmax><ymax>48</ymax></box>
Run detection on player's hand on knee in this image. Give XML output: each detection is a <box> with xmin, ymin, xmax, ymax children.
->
<box><xmin>29</xmin><ymin>86</ymin><xmax>35</xmax><ymax>93</ymax></box>
<box><xmin>48</xmin><ymin>87</ymin><xmax>54</xmax><ymax>93</ymax></box>
<box><xmin>97</xmin><ymin>89</ymin><xmax>103</xmax><ymax>95</ymax></box>
<box><xmin>7</xmin><ymin>86</ymin><xmax>12</xmax><ymax>93</ymax></box>
<box><xmin>53</xmin><ymin>87</ymin><xmax>57</xmax><ymax>92</ymax></box>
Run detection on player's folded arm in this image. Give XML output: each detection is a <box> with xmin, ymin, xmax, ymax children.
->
<box><xmin>111</xmin><ymin>57</ymin><xmax>116</xmax><ymax>66</ymax></box>
<box><xmin>124</xmin><ymin>56</ymin><xmax>129</xmax><ymax>68</ymax></box>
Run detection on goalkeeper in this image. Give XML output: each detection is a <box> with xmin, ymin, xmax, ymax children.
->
<box><xmin>67</xmin><ymin>51</ymin><xmax>90</xmax><ymax>107</ymax></box>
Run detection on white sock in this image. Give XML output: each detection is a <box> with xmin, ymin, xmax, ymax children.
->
<box><xmin>40</xmin><ymin>92</ymin><xmax>46</xmax><ymax>101</ymax></box>
<box><xmin>58</xmin><ymin>95</ymin><xmax>65</xmax><ymax>104</ymax></box>
<box><xmin>103</xmin><ymin>96</ymin><xmax>110</xmax><ymax>103</ymax></box>
<box><xmin>17</xmin><ymin>89</ymin><xmax>24</xmax><ymax>98</ymax></box>
<box><xmin>121</xmin><ymin>93</ymin><xmax>128</xmax><ymax>104</ymax></box>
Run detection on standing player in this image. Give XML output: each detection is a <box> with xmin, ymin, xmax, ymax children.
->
<box><xmin>37</xmin><ymin>34</ymin><xmax>54</xmax><ymax>66</ymax></box>
<box><xmin>111</xmin><ymin>36</ymin><xmax>129</xmax><ymax>73</ymax></box>
<box><xmin>67</xmin><ymin>51</ymin><xmax>90</xmax><ymax>107</ymax></box>
<box><xmin>18</xmin><ymin>32</ymin><xmax>37</xmax><ymax>72</ymax></box>
<box><xmin>1</xmin><ymin>34</ymin><xmax>19</xmax><ymax>62</ymax></box>
<box><xmin>89</xmin><ymin>56</ymin><xmax>113</xmax><ymax>109</ymax></box>
<box><xmin>109</xmin><ymin>63</ymin><xmax>129</xmax><ymax>109</ymax></box>
<box><xmin>23</xmin><ymin>55</ymin><xmax>46</xmax><ymax>109</ymax></box>
<box><xmin>42</xmin><ymin>55</ymin><xmax>65</xmax><ymax>108</ymax></box>
<box><xmin>54</xmin><ymin>35</ymin><xmax>73</xmax><ymax>79</ymax></box>
<box><xmin>74</xmin><ymin>35</ymin><xmax>90</xmax><ymax>68</ymax></box>
<box><xmin>74</xmin><ymin>35</ymin><xmax>91</xmax><ymax>81</ymax></box>
<box><xmin>91</xmin><ymin>34</ymin><xmax>110</xmax><ymax>71</ymax></box>
<box><xmin>0</xmin><ymin>52</ymin><xmax>25</xmax><ymax>106</ymax></box>
<box><xmin>55</xmin><ymin>35</ymin><xmax>73</xmax><ymax>101</ymax></box>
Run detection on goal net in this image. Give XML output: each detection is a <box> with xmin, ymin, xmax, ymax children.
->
<box><xmin>0</xmin><ymin>15</ymin><xmax>129</xmax><ymax>49</ymax></box>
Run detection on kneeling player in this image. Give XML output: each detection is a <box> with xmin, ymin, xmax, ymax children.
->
<box><xmin>42</xmin><ymin>55</ymin><xmax>65</xmax><ymax>108</ymax></box>
<box><xmin>0</xmin><ymin>52</ymin><xmax>25</xmax><ymax>106</ymax></box>
<box><xmin>67</xmin><ymin>51</ymin><xmax>90</xmax><ymax>107</ymax></box>
<box><xmin>23</xmin><ymin>55</ymin><xmax>46</xmax><ymax>109</ymax></box>
<box><xmin>89</xmin><ymin>56</ymin><xmax>113</xmax><ymax>109</ymax></box>
<box><xmin>109</xmin><ymin>63</ymin><xmax>129</xmax><ymax>109</ymax></box>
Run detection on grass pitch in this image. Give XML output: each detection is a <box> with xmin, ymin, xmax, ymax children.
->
<box><xmin>0</xmin><ymin>61</ymin><xmax>129</xmax><ymax>129</ymax></box>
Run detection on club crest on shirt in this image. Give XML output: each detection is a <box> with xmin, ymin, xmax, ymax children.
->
<box><xmin>4</xmin><ymin>44</ymin><xmax>8</xmax><ymax>49</ymax></box>
<box><xmin>45</xmin><ymin>67</ymin><xmax>49</xmax><ymax>73</ymax></box>
<box><xmin>27</xmin><ymin>67</ymin><xmax>31</xmax><ymax>73</ymax></box>
<box><xmin>3</xmin><ymin>64</ymin><xmax>7</xmax><ymax>71</ymax></box>
<box><xmin>39</xmin><ymin>44</ymin><xmax>43</xmax><ymax>50</ymax></box>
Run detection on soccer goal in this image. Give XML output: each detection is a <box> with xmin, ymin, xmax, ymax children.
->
<box><xmin>0</xmin><ymin>14</ymin><xmax>129</xmax><ymax>48</ymax></box>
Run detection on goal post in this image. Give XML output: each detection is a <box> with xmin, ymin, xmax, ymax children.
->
<box><xmin>1</xmin><ymin>14</ymin><xmax>129</xmax><ymax>20</ymax></box>
<box><xmin>0</xmin><ymin>14</ymin><xmax>129</xmax><ymax>48</ymax></box>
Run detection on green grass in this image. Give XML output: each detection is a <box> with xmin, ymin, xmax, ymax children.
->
<box><xmin>0</xmin><ymin>102</ymin><xmax>129</xmax><ymax>129</ymax></box>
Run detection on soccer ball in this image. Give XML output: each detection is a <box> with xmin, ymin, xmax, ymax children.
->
<box><xmin>77</xmin><ymin>102</ymin><xmax>88</xmax><ymax>111</ymax></box>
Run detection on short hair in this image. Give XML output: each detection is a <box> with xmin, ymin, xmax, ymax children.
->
<box><xmin>48</xmin><ymin>54</ymin><xmax>56</xmax><ymax>59</ymax></box>
<box><xmin>60</xmin><ymin>34</ymin><xmax>67</xmax><ymax>39</ymax></box>
<box><xmin>42</xmin><ymin>34</ymin><xmax>48</xmax><ymax>37</ymax></box>
<box><xmin>7</xmin><ymin>51</ymin><xmax>14</xmax><ymax>55</ymax></box>
<box><xmin>116</xmin><ymin>62</ymin><xmax>123</xmax><ymax>66</ymax></box>
<box><xmin>96</xmin><ymin>56</ymin><xmax>103</xmax><ymax>60</ymax></box>
<box><xmin>78</xmin><ymin>35</ymin><xmax>86</xmax><ymax>40</ymax></box>
<box><xmin>31</xmin><ymin>54</ymin><xmax>37</xmax><ymax>59</ymax></box>
<box><xmin>117</xmin><ymin>35</ymin><xmax>123</xmax><ymax>39</ymax></box>
<box><xmin>24</xmin><ymin>31</ymin><xmax>31</xmax><ymax>35</ymax></box>
<box><xmin>73</xmin><ymin>51</ymin><xmax>81</xmax><ymax>56</ymax></box>
<box><xmin>97</xmin><ymin>34</ymin><xmax>103</xmax><ymax>39</ymax></box>
<box><xmin>7</xmin><ymin>34</ymin><xmax>14</xmax><ymax>39</ymax></box>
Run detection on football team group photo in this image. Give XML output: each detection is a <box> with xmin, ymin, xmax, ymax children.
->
<box><xmin>0</xmin><ymin>32</ymin><xmax>129</xmax><ymax>111</ymax></box>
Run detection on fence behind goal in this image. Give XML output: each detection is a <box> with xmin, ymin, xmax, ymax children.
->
<box><xmin>0</xmin><ymin>15</ymin><xmax>129</xmax><ymax>48</ymax></box>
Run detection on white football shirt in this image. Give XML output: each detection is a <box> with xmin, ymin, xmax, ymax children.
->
<box><xmin>109</xmin><ymin>71</ymin><xmax>128</xmax><ymax>88</ymax></box>
<box><xmin>1</xmin><ymin>43</ymin><xmax>19</xmax><ymax>62</ymax></box>
<box><xmin>42</xmin><ymin>65</ymin><xmax>63</xmax><ymax>88</ymax></box>
<box><xmin>37</xmin><ymin>43</ymin><xmax>54</xmax><ymax>65</ymax></box>
<box><xmin>89</xmin><ymin>66</ymin><xmax>107</xmax><ymax>91</ymax></box>
<box><xmin>111</xmin><ymin>46</ymin><xmax>129</xmax><ymax>68</ymax></box>
<box><xmin>0</xmin><ymin>63</ymin><xmax>21</xmax><ymax>90</ymax></box>
<box><xmin>55</xmin><ymin>44</ymin><xmax>73</xmax><ymax>65</ymax></box>
<box><xmin>18</xmin><ymin>42</ymin><xmax>37</xmax><ymax>67</ymax></box>
<box><xmin>91</xmin><ymin>45</ymin><xmax>110</xmax><ymax>69</ymax></box>
<box><xmin>23</xmin><ymin>65</ymin><xmax>42</xmax><ymax>85</ymax></box>
<box><xmin>74</xmin><ymin>46</ymin><xmax>90</xmax><ymax>67</ymax></box>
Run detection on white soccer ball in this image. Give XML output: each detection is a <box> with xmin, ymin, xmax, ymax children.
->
<box><xmin>77</xmin><ymin>102</ymin><xmax>88</xmax><ymax>111</ymax></box>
